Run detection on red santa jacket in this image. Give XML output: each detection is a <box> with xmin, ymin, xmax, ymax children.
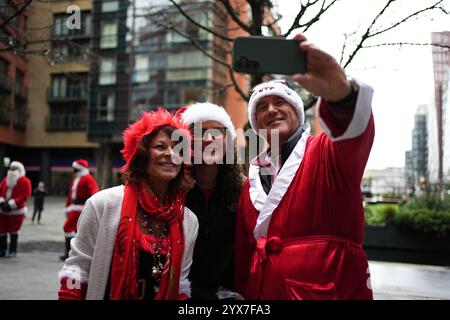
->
<box><xmin>65</xmin><ymin>173</ymin><xmax>99</xmax><ymax>214</ymax></box>
<box><xmin>235</xmin><ymin>80</ymin><xmax>374</xmax><ymax>300</ymax></box>
<box><xmin>0</xmin><ymin>176</ymin><xmax>32</xmax><ymax>216</ymax></box>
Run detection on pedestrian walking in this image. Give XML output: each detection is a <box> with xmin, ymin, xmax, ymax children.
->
<box><xmin>32</xmin><ymin>181</ymin><xmax>47</xmax><ymax>224</ymax></box>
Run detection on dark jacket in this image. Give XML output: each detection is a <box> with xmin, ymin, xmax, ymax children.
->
<box><xmin>33</xmin><ymin>189</ymin><xmax>46</xmax><ymax>210</ymax></box>
<box><xmin>186</xmin><ymin>179</ymin><xmax>237</xmax><ymax>300</ymax></box>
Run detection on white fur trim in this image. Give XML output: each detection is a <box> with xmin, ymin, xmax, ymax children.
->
<box><xmin>58</xmin><ymin>267</ymin><xmax>89</xmax><ymax>284</ymax></box>
<box><xmin>65</xmin><ymin>204</ymin><xmax>84</xmax><ymax>213</ymax></box>
<box><xmin>8</xmin><ymin>199</ymin><xmax>17</xmax><ymax>209</ymax></box>
<box><xmin>64</xmin><ymin>232</ymin><xmax>77</xmax><ymax>237</ymax></box>
<box><xmin>0</xmin><ymin>206</ymin><xmax>26</xmax><ymax>216</ymax></box>
<box><xmin>74</xmin><ymin>168</ymin><xmax>89</xmax><ymax>178</ymax></box>
<box><xmin>248</xmin><ymin>81</ymin><xmax>304</xmax><ymax>136</ymax></box>
<box><xmin>248</xmin><ymin>163</ymin><xmax>267</xmax><ymax>212</ymax></box>
<box><xmin>71</xmin><ymin>177</ymin><xmax>81</xmax><ymax>201</ymax></box>
<box><xmin>318</xmin><ymin>78</ymin><xmax>373</xmax><ymax>142</ymax></box>
<box><xmin>179</xmin><ymin>278</ymin><xmax>192</xmax><ymax>298</ymax></box>
<box><xmin>0</xmin><ymin>197</ymin><xmax>4</xmax><ymax>203</ymax></box>
<box><xmin>252</xmin><ymin>123</ymin><xmax>310</xmax><ymax>240</ymax></box>
<box><xmin>181</xmin><ymin>102</ymin><xmax>236</xmax><ymax>140</ymax></box>
<box><xmin>9</xmin><ymin>161</ymin><xmax>25</xmax><ymax>177</ymax></box>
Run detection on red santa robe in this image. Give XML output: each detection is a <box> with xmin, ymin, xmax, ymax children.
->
<box><xmin>63</xmin><ymin>172</ymin><xmax>99</xmax><ymax>237</ymax></box>
<box><xmin>235</xmin><ymin>80</ymin><xmax>374</xmax><ymax>300</ymax></box>
<box><xmin>0</xmin><ymin>176</ymin><xmax>32</xmax><ymax>234</ymax></box>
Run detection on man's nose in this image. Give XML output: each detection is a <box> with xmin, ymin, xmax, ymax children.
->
<box><xmin>266</xmin><ymin>103</ymin><xmax>278</xmax><ymax>115</ymax></box>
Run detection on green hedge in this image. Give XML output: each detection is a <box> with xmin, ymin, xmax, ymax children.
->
<box><xmin>394</xmin><ymin>208</ymin><xmax>450</xmax><ymax>238</ymax></box>
<box><xmin>364</xmin><ymin>204</ymin><xmax>398</xmax><ymax>225</ymax></box>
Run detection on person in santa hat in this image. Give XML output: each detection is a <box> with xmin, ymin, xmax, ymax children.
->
<box><xmin>58</xmin><ymin>108</ymin><xmax>198</xmax><ymax>300</ymax></box>
<box><xmin>234</xmin><ymin>32</ymin><xmax>374</xmax><ymax>299</ymax></box>
<box><xmin>179</xmin><ymin>102</ymin><xmax>245</xmax><ymax>299</ymax></box>
<box><xmin>60</xmin><ymin>159</ymin><xmax>99</xmax><ymax>261</ymax></box>
<box><xmin>0</xmin><ymin>161</ymin><xmax>32</xmax><ymax>257</ymax></box>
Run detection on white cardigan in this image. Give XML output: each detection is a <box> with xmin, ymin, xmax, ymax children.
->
<box><xmin>58</xmin><ymin>185</ymin><xmax>198</xmax><ymax>300</ymax></box>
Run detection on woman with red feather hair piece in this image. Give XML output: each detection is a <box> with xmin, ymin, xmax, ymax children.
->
<box><xmin>57</xmin><ymin>108</ymin><xmax>198</xmax><ymax>300</ymax></box>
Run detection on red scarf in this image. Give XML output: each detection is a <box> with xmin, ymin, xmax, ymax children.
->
<box><xmin>109</xmin><ymin>182</ymin><xmax>185</xmax><ymax>300</ymax></box>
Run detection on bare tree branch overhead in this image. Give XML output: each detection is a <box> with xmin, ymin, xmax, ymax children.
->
<box><xmin>1</xmin><ymin>0</ymin><xmax>447</xmax><ymax>104</ymax></box>
<box><xmin>168</xmin><ymin>0</ymin><xmax>234</xmax><ymax>41</ymax></box>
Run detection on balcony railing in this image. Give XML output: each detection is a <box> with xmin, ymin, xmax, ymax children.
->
<box><xmin>46</xmin><ymin>87</ymin><xmax>88</xmax><ymax>103</ymax></box>
<box><xmin>46</xmin><ymin>114</ymin><xmax>87</xmax><ymax>131</ymax></box>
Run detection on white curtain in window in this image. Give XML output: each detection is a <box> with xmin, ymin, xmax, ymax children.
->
<box><xmin>134</xmin><ymin>54</ymin><xmax>149</xmax><ymax>83</ymax></box>
<box><xmin>99</xmin><ymin>58</ymin><xmax>116</xmax><ymax>85</ymax></box>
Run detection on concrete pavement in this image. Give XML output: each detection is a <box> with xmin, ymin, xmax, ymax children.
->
<box><xmin>1</xmin><ymin>196</ymin><xmax>449</xmax><ymax>300</ymax></box>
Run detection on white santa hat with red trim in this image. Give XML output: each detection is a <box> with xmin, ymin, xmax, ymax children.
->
<box><xmin>9</xmin><ymin>161</ymin><xmax>25</xmax><ymax>177</ymax></box>
<box><xmin>180</xmin><ymin>102</ymin><xmax>236</xmax><ymax>140</ymax></box>
<box><xmin>247</xmin><ymin>80</ymin><xmax>304</xmax><ymax>135</ymax></box>
<box><xmin>72</xmin><ymin>159</ymin><xmax>89</xmax><ymax>171</ymax></box>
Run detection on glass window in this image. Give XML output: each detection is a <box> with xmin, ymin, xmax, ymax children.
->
<box><xmin>0</xmin><ymin>58</ymin><xmax>8</xmax><ymax>76</ymax></box>
<box><xmin>100</xmin><ymin>20</ymin><xmax>118</xmax><ymax>48</ymax></box>
<box><xmin>51</xmin><ymin>76</ymin><xmax>67</xmax><ymax>97</ymax></box>
<box><xmin>99</xmin><ymin>57</ymin><xmax>116</xmax><ymax>85</ymax></box>
<box><xmin>98</xmin><ymin>92</ymin><xmax>115</xmax><ymax>121</ymax></box>
<box><xmin>134</xmin><ymin>54</ymin><xmax>149</xmax><ymax>83</ymax></box>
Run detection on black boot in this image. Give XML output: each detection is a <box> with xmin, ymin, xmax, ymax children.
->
<box><xmin>59</xmin><ymin>237</ymin><xmax>72</xmax><ymax>261</ymax></box>
<box><xmin>7</xmin><ymin>233</ymin><xmax>18</xmax><ymax>257</ymax></box>
<box><xmin>0</xmin><ymin>235</ymin><xmax>6</xmax><ymax>257</ymax></box>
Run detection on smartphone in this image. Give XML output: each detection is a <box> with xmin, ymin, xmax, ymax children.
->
<box><xmin>232</xmin><ymin>36</ymin><xmax>307</xmax><ymax>75</ymax></box>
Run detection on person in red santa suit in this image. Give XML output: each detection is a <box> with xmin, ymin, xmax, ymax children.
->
<box><xmin>234</xmin><ymin>32</ymin><xmax>374</xmax><ymax>300</ymax></box>
<box><xmin>60</xmin><ymin>159</ymin><xmax>99</xmax><ymax>261</ymax></box>
<box><xmin>0</xmin><ymin>161</ymin><xmax>32</xmax><ymax>258</ymax></box>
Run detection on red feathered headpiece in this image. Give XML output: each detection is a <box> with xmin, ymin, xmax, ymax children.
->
<box><xmin>120</xmin><ymin>107</ymin><xmax>191</xmax><ymax>174</ymax></box>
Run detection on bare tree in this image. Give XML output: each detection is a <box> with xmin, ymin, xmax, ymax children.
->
<box><xmin>147</xmin><ymin>0</ymin><xmax>449</xmax><ymax>107</ymax></box>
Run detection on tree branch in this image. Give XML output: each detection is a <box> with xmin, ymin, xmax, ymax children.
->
<box><xmin>217</xmin><ymin>0</ymin><xmax>253</xmax><ymax>34</ymax></box>
<box><xmin>362</xmin><ymin>42</ymin><xmax>450</xmax><ymax>49</ymax></box>
<box><xmin>154</xmin><ymin>13</ymin><xmax>249</xmax><ymax>101</ymax></box>
<box><xmin>301</xmin><ymin>0</ymin><xmax>339</xmax><ymax>32</ymax></box>
<box><xmin>370</xmin><ymin>1</ymin><xmax>447</xmax><ymax>37</ymax></box>
<box><xmin>0</xmin><ymin>0</ymin><xmax>33</xmax><ymax>29</ymax></box>
<box><xmin>343</xmin><ymin>0</ymin><xmax>447</xmax><ymax>68</ymax></box>
<box><xmin>343</xmin><ymin>0</ymin><xmax>396</xmax><ymax>68</ymax></box>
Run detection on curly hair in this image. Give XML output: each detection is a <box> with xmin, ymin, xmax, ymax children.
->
<box><xmin>122</xmin><ymin>125</ymin><xmax>185</xmax><ymax>192</ymax></box>
<box><xmin>222</xmin><ymin>144</ymin><xmax>246</xmax><ymax>206</ymax></box>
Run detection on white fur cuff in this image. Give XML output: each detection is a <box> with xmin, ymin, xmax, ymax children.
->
<box><xmin>179</xmin><ymin>278</ymin><xmax>192</xmax><ymax>298</ymax></box>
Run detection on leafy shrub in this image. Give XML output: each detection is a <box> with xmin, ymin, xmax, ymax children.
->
<box><xmin>364</xmin><ymin>204</ymin><xmax>399</xmax><ymax>225</ymax></box>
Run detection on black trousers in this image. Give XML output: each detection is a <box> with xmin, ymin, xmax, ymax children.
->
<box><xmin>32</xmin><ymin>208</ymin><xmax>43</xmax><ymax>222</ymax></box>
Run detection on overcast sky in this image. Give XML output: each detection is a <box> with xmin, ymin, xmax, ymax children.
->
<box><xmin>275</xmin><ymin>0</ymin><xmax>450</xmax><ymax>170</ymax></box>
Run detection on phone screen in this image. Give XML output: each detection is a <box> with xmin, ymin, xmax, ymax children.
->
<box><xmin>233</xmin><ymin>36</ymin><xmax>307</xmax><ymax>75</ymax></box>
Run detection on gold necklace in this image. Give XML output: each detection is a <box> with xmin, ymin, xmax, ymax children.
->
<box><xmin>138</xmin><ymin>210</ymin><xmax>168</xmax><ymax>281</ymax></box>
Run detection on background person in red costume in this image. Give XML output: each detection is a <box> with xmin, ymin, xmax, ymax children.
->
<box><xmin>0</xmin><ymin>161</ymin><xmax>32</xmax><ymax>258</ymax></box>
<box><xmin>60</xmin><ymin>159</ymin><xmax>99</xmax><ymax>261</ymax></box>
<box><xmin>57</xmin><ymin>108</ymin><xmax>198</xmax><ymax>300</ymax></box>
<box><xmin>235</xmin><ymin>32</ymin><xmax>375</xmax><ymax>300</ymax></box>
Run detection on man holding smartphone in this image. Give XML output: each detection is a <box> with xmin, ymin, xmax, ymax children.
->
<box><xmin>235</xmin><ymin>33</ymin><xmax>374</xmax><ymax>299</ymax></box>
